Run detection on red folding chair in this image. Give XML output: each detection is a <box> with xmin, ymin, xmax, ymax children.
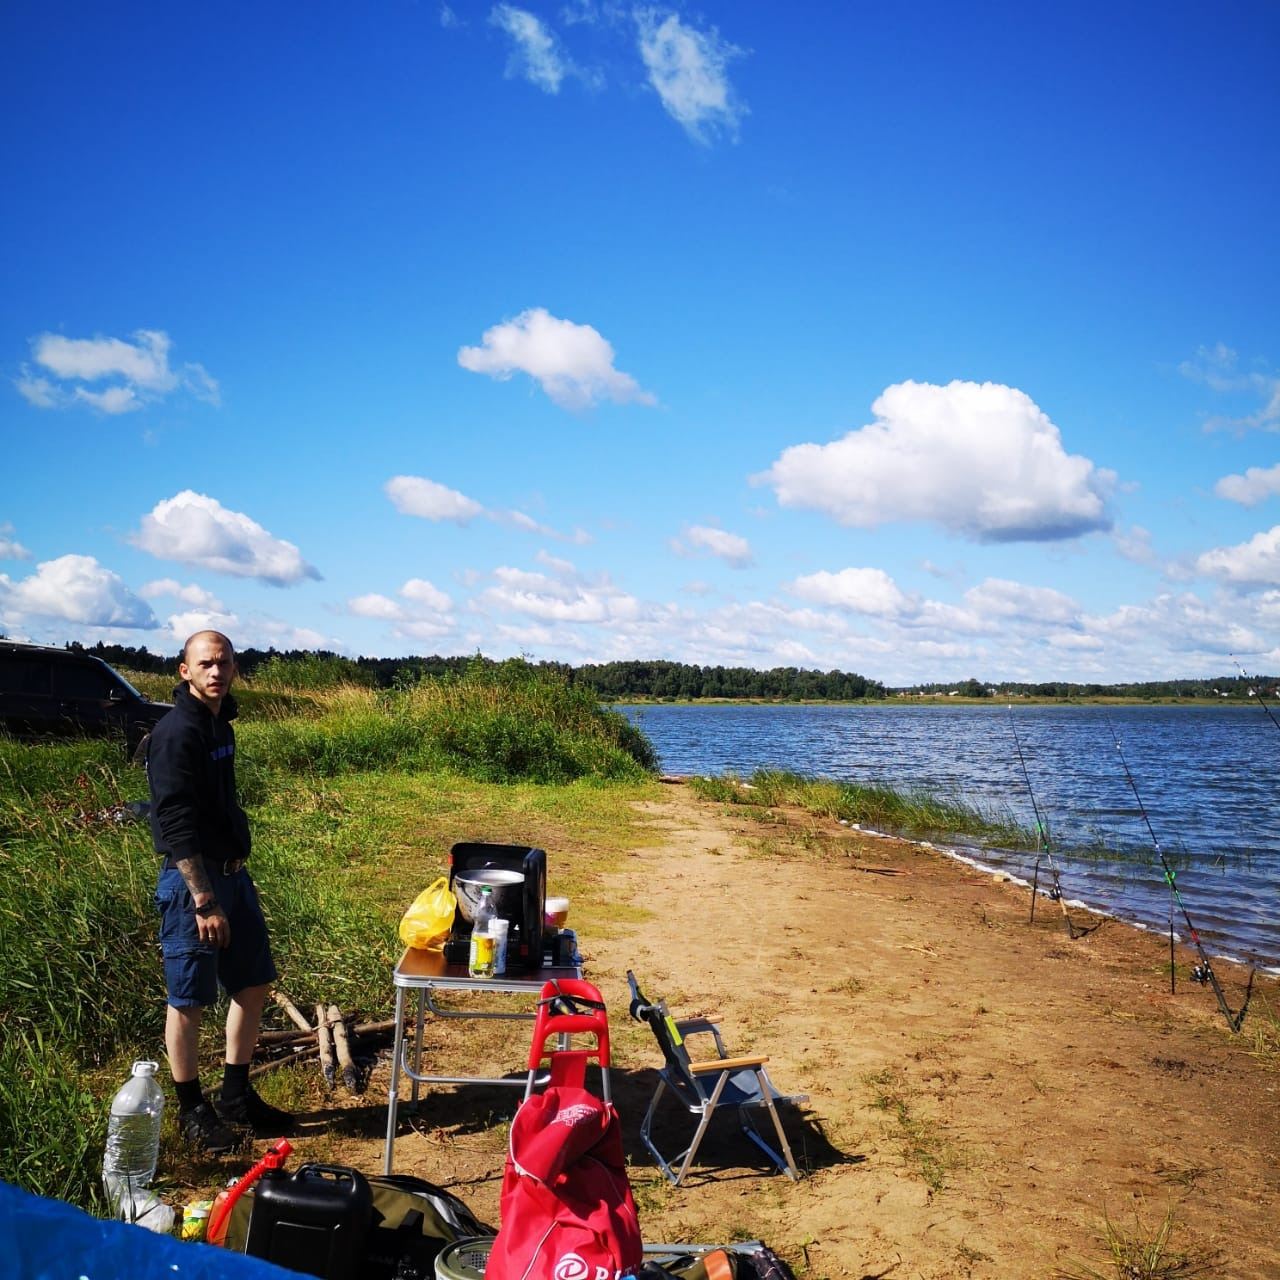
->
<box><xmin>523</xmin><ymin>977</ymin><xmax>612</xmax><ymax>1101</ymax></box>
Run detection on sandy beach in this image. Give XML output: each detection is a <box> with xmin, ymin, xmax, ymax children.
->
<box><xmin>321</xmin><ymin>780</ymin><xmax>1278</xmax><ymax>1279</ymax></box>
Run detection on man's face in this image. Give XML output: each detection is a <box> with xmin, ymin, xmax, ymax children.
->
<box><xmin>180</xmin><ymin>635</ymin><xmax>237</xmax><ymax>710</ymax></box>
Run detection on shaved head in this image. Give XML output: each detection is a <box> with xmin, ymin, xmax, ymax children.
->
<box><xmin>182</xmin><ymin>630</ymin><xmax>235</xmax><ymax>665</ymax></box>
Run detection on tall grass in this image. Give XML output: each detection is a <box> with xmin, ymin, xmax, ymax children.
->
<box><xmin>229</xmin><ymin>658</ymin><xmax>658</xmax><ymax>782</ymax></box>
<box><xmin>0</xmin><ymin>659</ymin><xmax>658</xmax><ymax>1209</ymax></box>
<box><xmin>689</xmin><ymin>768</ymin><xmax>1027</xmax><ymax>845</ymax></box>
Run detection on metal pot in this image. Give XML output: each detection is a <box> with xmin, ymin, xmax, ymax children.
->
<box><xmin>453</xmin><ymin>868</ymin><xmax>525</xmax><ymax>924</ymax></box>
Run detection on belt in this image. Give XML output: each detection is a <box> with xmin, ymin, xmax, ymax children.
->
<box><xmin>165</xmin><ymin>856</ymin><xmax>246</xmax><ymax>876</ymax></box>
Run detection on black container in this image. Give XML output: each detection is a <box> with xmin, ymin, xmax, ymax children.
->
<box><xmin>447</xmin><ymin>842</ymin><xmax>546</xmax><ymax>972</ymax></box>
<box><xmin>244</xmin><ymin>1163</ymin><xmax>373</xmax><ymax>1279</ymax></box>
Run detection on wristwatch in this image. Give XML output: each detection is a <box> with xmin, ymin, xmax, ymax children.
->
<box><xmin>194</xmin><ymin>899</ymin><xmax>219</xmax><ymax>918</ymax></box>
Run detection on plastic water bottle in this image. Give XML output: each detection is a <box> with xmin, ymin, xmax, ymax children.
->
<box><xmin>103</xmin><ymin>1060</ymin><xmax>173</xmax><ymax>1231</ymax></box>
<box><xmin>469</xmin><ymin>886</ymin><xmax>496</xmax><ymax>977</ymax></box>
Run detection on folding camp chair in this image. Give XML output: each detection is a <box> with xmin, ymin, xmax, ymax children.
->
<box><xmin>626</xmin><ymin>970</ymin><xmax>807</xmax><ymax>1186</ymax></box>
<box><xmin>523</xmin><ymin>976</ymin><xmax>612</xmax><ymax>1100</ymax></box>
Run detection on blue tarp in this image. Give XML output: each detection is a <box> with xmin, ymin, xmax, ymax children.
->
<box><xmin>0</xmin><ymin>1179</ymin><xmax>293</xmax><ymax>1279</ymax></box>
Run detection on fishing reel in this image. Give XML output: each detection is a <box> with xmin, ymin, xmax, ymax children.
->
<box><xmin>1190</xmin><ymin>963</ymin><xmax>1213</xmax><ymax>986</ymax></box>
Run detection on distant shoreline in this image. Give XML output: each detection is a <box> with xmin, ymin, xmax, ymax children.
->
<box><xmin>613</xmin><ymin>695</ymin><xmax>1259</xmax><ymax>707</ymax></box>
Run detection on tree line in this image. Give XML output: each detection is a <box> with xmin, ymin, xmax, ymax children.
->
<box><xmin>47</xmin><ymin>641</ymin><xmax>1279</xmax><ymax>702</ymax></box>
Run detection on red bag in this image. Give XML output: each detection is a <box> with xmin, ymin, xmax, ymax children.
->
<box><xmin>486</xmin><ymin>1085</ymin><xmax>643</xmax><ymax>1280</ymax></box>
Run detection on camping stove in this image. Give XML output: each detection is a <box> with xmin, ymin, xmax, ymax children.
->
<box><xmin>444</xmin><ymin>842</ymin><xmax>546</xmax><ymax>972</ymax></box>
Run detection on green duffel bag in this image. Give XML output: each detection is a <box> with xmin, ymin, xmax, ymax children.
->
<box><xmin>225</xmin><ymin>1167</ymin><xmax>494</xmax><ymax>1280</ymax></box>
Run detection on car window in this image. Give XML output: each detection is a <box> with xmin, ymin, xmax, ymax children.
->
<box><xmin>0</xmin><ymin>658</ymin><xmax>53</xmax><ymax>695</ymax></box>
<box><xmin>54</xmin><ymin>664</ymin><xmax>119</xmax><ymax>700</ymax></box>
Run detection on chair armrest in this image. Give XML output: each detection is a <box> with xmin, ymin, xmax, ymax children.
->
<box><xmin>675</xmin><ymin>1018</ymin><xmax>729</xmax><ymax>1058</ymax></box>
<box><xmin>689</xmin><ymin>1054</ymin><xmax>769</xmax><ymax>1073</ymax></box>
<box><xmin>674</xmin><ymin>1017</ymin><xmax>720</xmax><ymax>1035</ymax></box>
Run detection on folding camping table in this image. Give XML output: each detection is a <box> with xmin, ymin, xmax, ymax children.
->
<box><xmin>383</xmin><ymin>944</ymin><xmax>584</xmax><ymax>1174</ymax></box>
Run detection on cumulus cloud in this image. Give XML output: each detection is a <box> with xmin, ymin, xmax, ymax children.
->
<box><xmin>16</xmin><ymin>329</ymin><xmax>219</xmax><ymax>414</ymax></box>
<box><xmin>458</xmin><ymin>308</ymin><xmax>656</xmax><ymax>411</ymax></box>
<box><xmin>1194</xmin><ymin>526</ymin><xmax>1280</xmax><ymax>588</ymax></box>
<box><xmin>480</xmin><ymin>561</ymin><xmax>639</xmax><ymax>624</ymax></box>
<box><xmin>384</xmin><ymin>474</ymin><xmax>586</xmax><ymax>542</ymax></box>
<box><xmin>0</xmin><ymin>554</ymin><xmax>156</xmax><ymax>630</ymax></box>
<box><xmin>671</xmin><ymin>524</ymin><xmax>753</xmax><ymax>568</ymax></box>
<box><xmin>961</xmin><ymin>578</ymin><xmax>1080</xmax><ymax>624</ymax></box>
<box><xmin>0</xmin><ymin>522</ymin><xmax>32</xmax><ymax>560</ymax></box>
<box><xmin>788</xmin><ymin>567</ymin><xmax>914</xmax><ymax>618</ymax></box>
<box><xmin>138</xmin><ymin>579</ymin><xmax>228</xmax><ymax>610</ymax></box>
<box><xmin>757</xmin><ymin>380</ymin><xmax>1114</xmax><ymax>543</ymax></box>
<box><xmin>385</xmin><ymin>475</ymin><xmax>485</xmax><ymax>523</ymax></box>
<box><xmin>1214</xmin><ymin>463</ymin><xmax>1280</xmax><ymax>507</ymax></box>
<box><xmin>349</xmin><ymin>578</ymin><xmax>455</xmax><ymax>638</ymax></box>
<box><xmin>128</xmin><ymin>491</ymin><xmax>320</xmax><ymax>586</ymax></box>
<box><xmin>635</xmin><ymin>9</ymin><xmax>746</xmax><ymax>144</ymax></box>
<box><xmin>490</xmin><ymin>5</ymin><xmax>581</xmax><ymax>92</ymax></box>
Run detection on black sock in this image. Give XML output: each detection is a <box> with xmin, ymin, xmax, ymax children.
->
<box><xmin>221</xmin><ymin>1061</ymin><xmax>251</xmax><ymax>1103</ymax></box>
<box><xmin>174</xmin><ymin>1078</ymin><xmax>205</xmax><ymax>1113</ymax></box>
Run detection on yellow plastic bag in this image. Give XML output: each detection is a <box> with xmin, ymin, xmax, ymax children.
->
<box><xmin>398</xmin><ymin>876</ymin><xmax>457</xmax><ymax>950</ymax></box>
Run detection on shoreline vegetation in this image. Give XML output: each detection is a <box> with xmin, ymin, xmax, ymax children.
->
<box><xmin>45</xmin><ymin>639</ymin><xmax>1280</xmax><ymax>705</ymax></box>
<box><xmin>2</xmin><ymin>656</ymin><xmax>1276</xmax><ymax>1275</ymax></box>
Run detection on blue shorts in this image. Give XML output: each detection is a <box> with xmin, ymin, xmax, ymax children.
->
<box><xmin>155</xmin><ymin>863</ymin><xmax>278</xmax><ymax>1008</ymax></box>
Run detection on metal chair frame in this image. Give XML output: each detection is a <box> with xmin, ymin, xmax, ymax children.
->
<box><xmin>626</xmin><ymin>971</ymin><xmax>807</xmax><ymax>1186</ymax></box>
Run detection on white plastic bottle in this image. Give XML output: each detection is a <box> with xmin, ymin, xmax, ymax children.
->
<box><xmin>469</xmin><ymin>886</ymin><xmax>496</xmax><ymax>978</ymax></box>
<box><xmin>103</xmin><ymin>1060</ymin><xmax>174</xmax><ymax>1231</ymax></box>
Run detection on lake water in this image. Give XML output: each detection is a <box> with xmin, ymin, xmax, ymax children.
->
<box><xmin>618</xmin><ymin>703</ymin><xmax>1280</xmax><ymax>973</ymax></box>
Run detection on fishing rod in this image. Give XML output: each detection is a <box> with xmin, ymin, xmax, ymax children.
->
<box><xmin>1230</xmin><ymin>655</ymin><xmax>1280</xmax><ymax>734</ymax></box>
<box><xmin>1008</xmin><ymin>707</ymin><xmax>1077</xmax><ymax>938</ymax></box>
<box><xmin>1107</xmin><ymin>721</ymin><xmax>1248</xmax><ymax>1033</ymax></box>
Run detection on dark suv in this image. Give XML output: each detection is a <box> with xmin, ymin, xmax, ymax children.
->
<box><xmin>0</xmin><ymin>641</ymin><xmax>172</xmax><ymax>760</ymax></box>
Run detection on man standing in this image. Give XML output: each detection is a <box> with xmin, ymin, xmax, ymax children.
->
<box><xmin>147</xmin><ymin>630</ymin><xmax>293</xmax><ymax>1151</ymax></box>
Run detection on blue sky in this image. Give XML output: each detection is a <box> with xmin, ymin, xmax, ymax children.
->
<box><xmin>2</xmin><ymin>1</ymin><xmax>1278</xmax><ymax>686</ymax></box>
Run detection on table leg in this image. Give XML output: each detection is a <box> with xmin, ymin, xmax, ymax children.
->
<box><xmin>410</xmin><ymin>988</ymin><xmax>426</xmax><ymax>1106</ymax></box>
<box><xmin>383</xmin><ymin>984</ymin><xmax>407</xmax><ymax>1175</ymax></box>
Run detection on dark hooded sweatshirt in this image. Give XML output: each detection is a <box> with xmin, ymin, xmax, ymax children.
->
<box><xmin>147</xmin><ymin>683</ymin><xmax>251</xmax><ymax>866</ymax></box>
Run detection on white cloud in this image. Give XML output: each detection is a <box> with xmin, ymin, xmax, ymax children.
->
<box><xmin>1180</xmin><ymin>343</ymin><xmax>1280</xmax><ymax>433</ymax></box>
<box><xmin>635</xmin><ymin>9</ymin><xmax>747</xmax><ymax>144</ymax></box>
<box><xmin>128</xmin><ymin>491</ymin><xmax>320</xmax><ymax>586</ymax></box>
<box><xmin>0</xmin><ymin>523</ymin><xmax>32</xmax><ymax>560</ymax></box>
<box><xmin>348</xmin><ymin>593</ymin><xmax>405</xmax><ymax>621</ymax></box>
<box><xmin>348</xmin><ymin>578</ymin><xmax>455</xmax><ymax>641</ymax></box>
<box><xmin>672</xmin><ymin>524</ymin><xmax>753</xmax><ymax>568</ymax></box>
<box><xmin>1112</xmin><ymin>524</ymin><xmax>1159</xmax><ymax>566</ymax></box>
<box><xmin>385</xmin><ymin>476</ymin><xmax>588</xmax><ymax>543</ymax></box>
<box><xmin>481</xmin><ymin>562</ymin><xmax>639</xmax><ymax>624</ymax></box>
<box><xmin>1194</xmin><ymin>526</ymin><xmax>1280</xmax><ymax>588</ymax></box>
<box><xmin>757</xmin><ymin>380</ymin><xmax>1114</xmax><ymax>543</ymax></box>
<box><xmin>458</xmin><ymin>307</ymin><xmax>656</xmax><ymax>411</ymax></box>
<box><xmin>402</xmin><ymin>578</ymin><xmax>454</xmax><ymax>611</ymax></box>
<box><xmin>961</xmin><ymin>578</ymin><xmax>1080</xmax><ymax>624</ymax></box>
<box><xmin>16</xmin><ymin>329</ymin><xmax>220</xmax><ymax>414</ymax></box>
<box><xmin>490</xmin><ymin>5</ymin><xmax>571</xmax><ymax>92</ymax></box>
<box><xmin>788</xmin><ymin>567</ymin><xmax>913</xmax><ymax>618</ymax></box>
<box><xmin>385</xmin><ymin>475</ymin><xmax>485</xmax><ymax>523</ymax></box>
<box><xmin>161</xmin><ymin>607</ymin><xmax>242</xmax><ymax>647</ymax></box>
<box><xmin>138</xmin><ymin>578</ymin><xmax>227</xmax><ymax>609</ymax></box>
<box><xmin>1214</xmin><ymin>463</ymin><xmax>1280</xmax><ymax>507</ymax></box>
<box><xmin>0</xmin><ymin>554</ymin><xmax>156</xmax><ymax>629</ymax></box>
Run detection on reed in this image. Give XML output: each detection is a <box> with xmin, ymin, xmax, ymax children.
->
<box><xmin>688</xmin><ymin>768</ymin><xmax>1027</xmax><ymax>845</ymax></box>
